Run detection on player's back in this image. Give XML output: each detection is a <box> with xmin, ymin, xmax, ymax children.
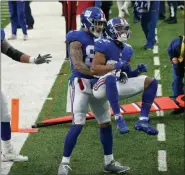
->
<box><xmin>66</xmin><ymin>29</ymin><xmax>95</xmax><ymax>80</ymax></box>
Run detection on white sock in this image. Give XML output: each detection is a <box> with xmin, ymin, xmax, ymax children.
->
<box><xmin>104</xmin><ymin>154</ymin><xmax>114</xmax><ymax>165</ymax></box>
<box><xmin>62</xmin><ymin>156</ymin><xmax>70</xmax><ymax>164</ymax></box>
<box><xmin>115</xmin><ymin>114</ymin><xmax>122</xmax><ymax>120</ymax></box>
<box><xmin>139</xmin><ymin>116</ymin><xmax>149</xmax><ymax>121</ymax></box>
<box><xmin>2</xmin><ymin>140</ymin><xmax>12</xmax><ymax>149</ymax></box>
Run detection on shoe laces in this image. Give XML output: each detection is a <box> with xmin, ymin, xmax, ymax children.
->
<box><xmin>112</xmin><ymin>161</ymin><xmax>124</xmax><ymax>168</ymax></box>
<box><xmin>62</xmin><ymin>164</ymin><xmax>72</xmax><ymax>172</ymax></box>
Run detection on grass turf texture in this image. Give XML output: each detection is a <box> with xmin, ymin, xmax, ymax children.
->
<box><xmin>2</xmin><ymin>2</ymin><xmax>184</xmax><ymax>175</ymax></box>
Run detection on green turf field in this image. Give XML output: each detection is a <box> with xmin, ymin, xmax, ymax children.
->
<box><xmin>1</xmin><ymin>1</ymin><xmax>10</xmax><ymax>28</ymax></box>
<box><xmin>1</xmin><ymin>2</ymin><xmax>184</xmax><ymax>175</ymax></box>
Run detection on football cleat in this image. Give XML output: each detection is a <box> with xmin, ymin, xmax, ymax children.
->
<box><xmin>115</xmin><ymin>116</ymin><xmax>129</xmax><ymax>134</ymax></box>
<box><xmin>104</xmin><ymin>160</ymin><xmax>130</xmax><ymax>174</ymax></box>
<box><xmin>58</xmin><ymin>162</ymin><xmax>72</xmax><ymax>175</ymax></box>
<box><xmin>1</xmin><ymin>146</ymin><xmax>28</xmax><ymax>162</ymax></box>
<box><xmin>134</xmin><ymin>119</ymin><xmax>158</xmax><ymax>135</ymax></box>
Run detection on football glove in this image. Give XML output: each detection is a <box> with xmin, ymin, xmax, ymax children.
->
<box><xmin>34</xmin><ymin>54</ymin><xmax>52</xmax><ymax>64</ymax></box>
<box><xmin>137</xmin><ymin>64</ymin><xmax>147</xmax><ymax>73</ymax></box>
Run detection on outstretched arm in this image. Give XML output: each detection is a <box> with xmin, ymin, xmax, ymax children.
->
<box><xmin>70</xmin><ymin>41</ymin><xmax>93</xmax><ymax>76</ymax></box>
<box><xmin>1</xmin><ymin>40</ymin><xmax>51</xmax><ymax>64</ymax></box>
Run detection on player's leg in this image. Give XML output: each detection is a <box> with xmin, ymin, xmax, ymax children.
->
<box><xmin>58</xmin><ymin>78</ymin><xmax>90</xmax><ymax>175</ymax></box>
<box><xmin>171</xmin><ymin>64</ymin><xmax>184</xmax><ymax>114</ymax></box>
<box><xmin>16</xmin><ymin>1</ymin><xmax>28</xmax><ymax>40</ymax></box>
<box><xmin>1</xmin><ymin>91</ymin><xmax>28</xmax><ymax>162</ymax></box>
<box><xmin>89</xmin><ymin>98</ymin><xmax>130</xmax><ymax>174</ymax></box>
<box><xmin>93</xmin><ymin>74</ymin><xmax>129</xmax><ymax>134</ymax></box>
<box><xmin>8</xmin><ymin>1</ymin><xmax>18</xmax><ymax>40</ymax></box>
<box><xmin>117</xmin><ymin>76</ymin><xmax>159</xmax><ymax>135</ymax></box>
<box><xmin>140</xmin><ymin>13</ymin><xmax>149</xmax><ymax>46</ymax></box>
<box><xmin>117</xmin><ymin>1</ymin><xmax>125</xmax><ymax>18</ymax></box>
<box><xmin>145</xmin><ymin>10</ymin><xmax>159</xmax><ymax>49</ymax></box>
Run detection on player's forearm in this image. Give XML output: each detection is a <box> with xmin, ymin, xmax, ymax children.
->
<box><xmin>91</xmin><ymin>64</ymin><xmax>114</xmax><ymax>76</ymax></box>
<box><xmin>74</xmin><ymin>61</ymin><xmax>93</xmax><ymax>76</ymax></box>
<box><xmin>1</xmin><ymin>40</ymin><xmax>33</xmax><ymax>63</ymax></box>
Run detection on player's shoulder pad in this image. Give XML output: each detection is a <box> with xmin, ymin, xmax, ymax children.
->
<box><xmin>1</xmin><ymin>28</ymin><xmax>5</xmax><ymax>42</ymax></box>
<box><xmin>94</xmin><ymin>38</ymin><xmax>112</xmax><ymax>54</ymax></box>
<box><xmin>66</xmin><ymin>30</ymin><xmax>84</xmax><ymax>44</ymax></box>
<box><xmin>123</xmin><ymin>43</ymin><xmax>134</xmax><ymax>61</ymax></box>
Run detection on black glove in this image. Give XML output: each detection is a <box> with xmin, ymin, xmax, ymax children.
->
<box><xmin>34</xmin><ymin>54</ymin><xmax>52</xmax><ymax>64</ymax></box>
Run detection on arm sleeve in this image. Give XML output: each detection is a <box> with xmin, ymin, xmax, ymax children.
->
<box><xmin>1</xmin><ymin>40</ymin><xmax>24</xmax><ymax>62</ymax></box>
<box><xmin>122</xmin><ymin>65</ymin><xmax>140</xmax><ymax>78</ymax></box>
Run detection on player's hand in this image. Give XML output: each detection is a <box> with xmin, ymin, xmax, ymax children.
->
<box><xmin>34</xmin><ymin>54</ymin><xmax>52</xmax><ymax>64</ymax></box>
<box><xmin>137</xmin><ymin>64</ymin><xmax>147</xmax><ymax>73</ymax></box>
<box><xmin>171</xmin><ymin>58</ymin><xmax>178</xmax><ymax>64</ymax></box>
<box><xmin>114</xmin><ymin>60</ymin><xmax>129</xmax><ymax>71</ymax></box>
<box><xmin>119</xmin><ymin>71</ymin><xmax>128</xmax><ymax>83</ymax></box>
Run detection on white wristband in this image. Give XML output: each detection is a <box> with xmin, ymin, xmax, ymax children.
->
<box><xmin>29</xmin><ymin>56</ymin><xmax>35</xmax><ymax>64</ymax></box>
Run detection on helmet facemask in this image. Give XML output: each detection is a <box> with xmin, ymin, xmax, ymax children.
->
<box><xmin>89</xmin><ymin>19</ymin><xmax>106</xmax><ymax>38</ymax></box>
<box><xmin>113</xmin><ymin>24</ymin><xmax>131</xmax><ymax>42</ymax></box>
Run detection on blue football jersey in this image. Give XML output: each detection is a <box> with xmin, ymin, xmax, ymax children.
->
<box><xmin>66</xmin><ymin>30</ymin><xmax>95</xmax><ymax>80</ymax></box>
<box><xmin>1</xmin><ymin>29</ymin><xmax>5</xmax><ymax>43</ymax></box>
<box><xmin>94</xmin><ymin>39</ymin><xmax>133</xmax><ymax>64</ymax></box>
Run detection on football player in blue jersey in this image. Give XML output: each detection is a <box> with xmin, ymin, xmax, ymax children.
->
<box><xmin>1</xmin><ymin>28</ymin><xmax>51</xmax><ymax>162</ymax></box>
<box><xmin>58</xmin><ymin>7</ymin><xmax>130</xmax><ymax>175</ymax></box>
<box><xmin>91</xmin><ymin>17</ymin><xmax>159</xmax><ymax>136</ymax></box>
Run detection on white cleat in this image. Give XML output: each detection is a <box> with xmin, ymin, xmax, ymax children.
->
<box><xmin>8</xmin><ymin>34</ymin><xmax>17</xmax><ymax>40</ymax></box>
<box><xmin>58</xmin><ymin>163</ymin><xmax>72</xmax><ymax>175</ymax></box>
<box><xmin>1</xmin><ymin>153</ymin><xmax>28</xmax><ymax>162</ymax></box>
<box><xmin>23</xmin><ymin>34</ymin><xmax>28</xmax><ymax>41</ymax></box>
<box><xmin>1</xmin><ymin>146</ymin><xmax>28</xmax><ymax>162</ymax></box>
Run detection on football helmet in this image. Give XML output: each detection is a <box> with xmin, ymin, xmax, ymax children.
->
<box><xmin>105</xmin><ymin>17</ymin><xmax>131</xmax><ymax>42</ymax></box>
<box><xmin>81</xmin><ymin>7</ymin><xmax>107</xmax><ymax>37</ymax></box>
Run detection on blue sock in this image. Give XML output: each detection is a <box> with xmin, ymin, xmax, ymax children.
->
<box><xmin>1</xmin><ymin>122</ymin><xmax>11</xmax><ymax>141</ymax></box>
<box><xmin>100</xmin><ymin>125</ymin><xmax>113</xmax><ymax>155</ymax></box>
<box><xmin>141</xmin><ymin>79</ymin><xmax>158</xmax><ymax>118</ymax></box>
<box><xmin>105</xmin><ymin>75</ymin><xmax>120</xmax><ymax>116</ymax></box>
<box><xmin>63</xmin><ymin>125</ymin><xmax>83</xmax><ymax>157</ymax></box>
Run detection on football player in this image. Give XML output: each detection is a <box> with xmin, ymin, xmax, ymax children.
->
<box><xmin>167</xmin><ymin>35</ymin><xmax>184</xmax><ymax>114</ymax></box>
<box><xmin>58</xmin><ymin>7</ymin><xmax>130</xmax><ymax>175</ymax></box>
<box><xmin>91</xmin><ymin>17</ymin><xmax>159</xmax><ymax>136</ymax></box>
<box><xmin>1</xmin><ymin>28</ymin><xmax>51</xmax><ymax>162</ymax></box>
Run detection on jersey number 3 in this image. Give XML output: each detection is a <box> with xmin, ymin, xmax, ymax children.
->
<box><xmin>85</xmin><ymin>45</ymin><xmax>94</xmax><ymax>66</ymax></box>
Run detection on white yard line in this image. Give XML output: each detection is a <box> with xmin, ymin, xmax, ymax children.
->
<box><xmin>157</xmin><ymin>84</ymin><xmax>162</xmax><ymax>97</ymax></box>
<box><xmin>153</xmin><ymin>56</ymin><xmax>160</xmax><ymax>65</ymax></box>
<box><xmin>154</xmin><ymin>28</ymin><xmax>167</xmax><ymax>172</ymax></box>
<box><xmin>154</xmin><ymin>69</ymin><xmax>161</xmax><ymax>80</ymax></box>
<box><xmin>158</xmin><ymin>150</ymin><xmax>167</xmax><ymax>171</ymax></box>
<box><xmin>157</xmin><ymin>124</ymin><xmax>166</xmax><ymax>141</ymax></box>
<box><xmin>153</xmin><ymin>45</ymin><xmax>158</xmax><ymax>54</ymax></box>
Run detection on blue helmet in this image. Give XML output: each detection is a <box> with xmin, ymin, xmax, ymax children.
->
<box><xmin>105</xmin><ymin>17</ymin><xmax>131</xmax><ymax>42</ymax></box>
<box><xmin>81</xmin><ymin>7</ymin><xmax>106</xmax><ymax>37</ymax></box>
